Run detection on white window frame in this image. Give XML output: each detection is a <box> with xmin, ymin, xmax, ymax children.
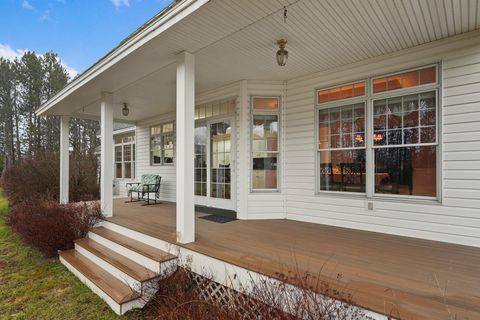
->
<box><xmin>315</xmin><ymin>64</ymin><xmax>441</xmax><ymax>201</ymax></box>
<box><xmin>150</xmin><ymin>122</ymin><xmax>175</xmax><ymax>166</ymax></box>
<box><xmin>114</xmin><ymin>133</ymin><xmax>136</xmax><ymax>180</ymax></box>
<box><xmin>250</xmin><ymin>96</ymin><xmax>281</xmax><ymax>193</ymax></box>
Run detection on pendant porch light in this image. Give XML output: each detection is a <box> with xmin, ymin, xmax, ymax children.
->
<box><xmin>276</xmin><ymin>39</ymin><xmax>288</xmax><ymax>67</ymax></box>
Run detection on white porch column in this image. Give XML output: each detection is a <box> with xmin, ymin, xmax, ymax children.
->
<box><xmin>176</xmin><ymin>51</ymin><xmax>195</xmax><ymax>244</ymax></box>
<box><xmin>100</xmin><ymin>93</ymin><xmax>114</xmax><ymax>217</ymax></box>
<box><xmin>237</xmin><ymin>80</ymin><xmax>249</xmax><ymax>219</ymax></box>
<box><xmin>59</xmin><ymin>115</ymin><xmax>70</xmax><ymax>204</ymax></box>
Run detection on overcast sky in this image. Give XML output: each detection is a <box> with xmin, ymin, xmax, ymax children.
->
<box><xmin>1</xmin><ymin>0</ymin><xmax>171</xmax><ymax>77</ymax></box>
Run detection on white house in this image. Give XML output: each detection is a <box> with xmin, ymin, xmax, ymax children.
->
<box><xmin>38</xmin><ymin>1</ymin><xmax>480</xmax><ymax>318</ymax></box>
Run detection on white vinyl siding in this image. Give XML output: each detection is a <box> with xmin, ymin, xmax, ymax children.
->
<box><xmin>284</xmin><ymin>38</ymin><xmax>480</xmax><ymax>247</ymax></box>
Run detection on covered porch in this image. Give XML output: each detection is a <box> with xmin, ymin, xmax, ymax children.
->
<box><xmin>109</xmin><ymin>199</ymin><xmax>480</xmax><ymax>320</ymax></box>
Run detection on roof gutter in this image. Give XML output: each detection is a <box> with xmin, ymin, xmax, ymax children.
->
<box><xmin>37</xmin><ymin>0</ymin><xmax>210</xmax><ymax>116</ymax></box>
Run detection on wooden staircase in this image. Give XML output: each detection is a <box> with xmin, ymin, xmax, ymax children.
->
<box><xmin>59</xmin><ymin>226</ymin><xmax>177</xmax><ymax>315</ymax></box>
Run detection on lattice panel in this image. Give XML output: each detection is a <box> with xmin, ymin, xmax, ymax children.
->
<box><xmin>190</xmin><ymin>273</ymin><xmax>262</xmax><ymax>320</ymax></box>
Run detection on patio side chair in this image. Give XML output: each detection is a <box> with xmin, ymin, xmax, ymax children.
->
<box><xmin>126</xmin><ymin>174</ymin><xmax>162</xmax><ymax>205</ymax></box>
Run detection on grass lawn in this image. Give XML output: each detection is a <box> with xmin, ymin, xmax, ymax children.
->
<box><xmin>0</xmin><ymin>194</ymin><xmax>140</xmax><ymax>320</ymax></box>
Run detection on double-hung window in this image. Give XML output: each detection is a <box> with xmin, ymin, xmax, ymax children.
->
<box><xmin>372</xmin><ymin>66</ymin><xmax>438</xmax><ymax>197</ymax></box>
<box><xmin>317</xmin><ymin>82</ymin><xmax>367</xmax><ymax>193</ymax></box>
<box><xmin>114</xmin><ymin>133</ymin><xmax>135</xmax><ymax>179</ymax></box>
<box><xmin>316</xmin><ymin>65</ymin><xmax>439</xmax><ymax>199</ymax></box>
<box><xmin>150</xmin><ymin>122</ymin><xmax>175</xmax><ymax>165</ymax></box>
<box><xmin>251</xmin><ymin>97</ymin><xmax>280</xmax><ymax>191</ymax></box>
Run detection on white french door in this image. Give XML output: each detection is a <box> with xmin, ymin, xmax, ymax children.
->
<box><xmin>194</xmin><ymin>117</ymin><xmax>235</xmax><ymax>211</ymax></box>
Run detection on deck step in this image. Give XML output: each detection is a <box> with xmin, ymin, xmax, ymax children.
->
<box><xmin>74</xmin><ymin>238</ymin><xmax>158</xmax><ymax>283</ymax></box>
<box><xmin>61</xmin><ymin>227</ymin><xmax>178</xmax><ymax>315</ymax></box>
<box><xmin>90</xmin><ymin>226</ymin><xmax>176</xmax><ymax>263</ymax></box>
<box><xmin>59</xmin><ymin>250</ymin><xmax>141</xmax><ymax>306</ymax></box>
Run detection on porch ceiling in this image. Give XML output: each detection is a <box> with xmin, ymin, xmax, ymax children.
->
<box><xmin>40</xmin><ymin>0</ymin><xmax>480</xmax><ymax>122</ymax></box>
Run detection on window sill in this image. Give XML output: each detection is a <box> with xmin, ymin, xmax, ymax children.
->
<box><xmin>371</xmin><ymin>194</ymin><xmax>441</xmax><ymax>206</ymax></box>
<box><xmin>315</xmin><ymin>191</ymin><xmax>441</xmax><ymax>205</ymax></box>
<box><xmin>250</xmin><ymin>189</ymin><xmax>282</xmax><ymax>194</ymax></box>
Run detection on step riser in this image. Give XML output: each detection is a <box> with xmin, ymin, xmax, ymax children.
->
<box><xmin>99</xmin><ymin>222</ymin><xmax>179</xmax><ymax>278</ymax></box>
<box><xmin>74</xmin><ymin>243</ymin><xmax>142</xmax><ymax>292</ymax></box>
<box><xmin>88</xmin><ymin>232</ymin><xmax>161</xmax><ymax>273</ymax></box>
<box><xmin>101</xmin><ymin>221</ymin><xmax>171</xmax><ymax>251</ymax></box>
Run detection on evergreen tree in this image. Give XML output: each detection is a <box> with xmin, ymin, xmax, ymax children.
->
<box><xmin>0</xmin><ymin>50</ymin><xmax>100</xmax><ymax>175</ymax></box>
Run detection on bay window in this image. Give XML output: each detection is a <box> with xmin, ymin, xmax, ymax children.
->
<box><xmin>251</xmin><ymin>97</ymin><xmax>280</xmax><ymax>191</ymax></box>
<box><xmin>151</xmin><ymin>122</ymin><xmax>175</xmax><ymax>165</ymax></box>
<box><xmin>317</xmin><ymin>65</ymin><xmax>438</xmax><ymax>199</ymax></box>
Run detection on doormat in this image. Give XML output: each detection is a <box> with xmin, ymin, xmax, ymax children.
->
<box><xmin>199</xmin><ymin>214</ymin><xmax>237</xmax><ymax>224</ymax></box>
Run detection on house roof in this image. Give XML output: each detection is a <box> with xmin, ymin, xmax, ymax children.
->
<box><xmin>38</xmin><ymin>0</ymin><xmax>480</xmax><ymax>123</ymax></box>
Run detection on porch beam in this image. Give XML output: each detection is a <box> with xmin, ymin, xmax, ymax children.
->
<box><xmin>59</xmin><ymin>115</ymin><xmax>70</xmax><ymax>204</ymax></box>
<box><xmin>100</xmin><ymin>93</ymin><xmax>114</xmax><ymax>217</ymax></box>
<box><xmin>176</xmin><ymin>51</ymin><xmax>195</xmax><ymax>244</ymax></box>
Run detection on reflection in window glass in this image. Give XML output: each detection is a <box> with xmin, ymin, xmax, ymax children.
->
<box><xmin>317</xmin><ymin>81</ymin><xmax>366</xmax><ymax>104</ymax></box>
<box><xmin>151</xmin><ymin>122</ymin><xmax>175</xmax><ymax>165</ymax></box>
<box><xmin>319</xmin><ymin>150</ymin><xmax>366</xmax><ymax>192</ymax></box>
<box><xmin>151</xmin><ymin>136</ymin><xmax>162</xmax><ymax>164</ymax></box>
<box><xmin>317</xmin><ymin>66</ymin><xmax>438</xmax><ymax>199</ymax></box>
<box><xmin>253</xmin><ymin>97</ymin><xmax>279</xmax><ymax>110</ymax></box>
<box><xmin>252</xmin><ymin>113</ymin><xmax>279</xmax><ymax>190</ymax></box>
<box><xmin>210</xmin><ymin>121</ymin><xmax>231</xmax><ymax>199</ymax></box>
<box><xmin>114</xmin><ymin>133</ymin><xmax>135</xmax><ymax>179</ymax></box>
<box><xmin>372</xmin><ymin>66</ymin><xmax>436</xmax><ymax>93</ymax></box>
<box><xmin>194</xmin><ymin>125</ymin><xmax>207</xmax><ymax>196</ymax></box>
<box><xmin>373</xmin><ymin>91</ymin><xmax>436</xmax><ymax>146</ymax></box>
<box><xmin>163</xmin><ymin>134</ymin><xmax>175</xmax><ymax>164</ymax></box>
<box><xmin>373</xmin><ymin>91</ymin><xmax>437</xmax><ymax>197</ymax></box>
<box><xmin>375</xmin><ymin>146</ymin><xmax>436</xmax><ymax>197</ymax></box>
<box><xmin>318</xmin><ymin>103</ymin><xmax>366</xmax><ymax>193</ymax></box>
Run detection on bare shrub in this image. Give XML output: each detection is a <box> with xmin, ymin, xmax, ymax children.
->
<box><xmin>140</xmin><ymin>268</ymin><xmax>233</xmax><ymax>320</ymax></box>
<box><xmin>7</xmin><ymin>201</ymin><xmax>103</xmax><ymax>257</ymax></box>
<box><xmin>139</xmin><ymin>264</ymin><xmax>366</xmax><ymax>320</ymax></box>
<box><xmin>0</xmin><ymin>152</ymin><xmax>99</xmax><ymax>206</ymax></box>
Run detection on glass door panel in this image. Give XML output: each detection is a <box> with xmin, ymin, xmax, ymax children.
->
<box><xmin>210</xmin><ymin>121</ymin><xmax>231</xmax><ymax>200</ymax></box>
<box><xmin>194</xmin><ymin>125</ymin><xmax>207</xmax><ymax>196</ymax></box>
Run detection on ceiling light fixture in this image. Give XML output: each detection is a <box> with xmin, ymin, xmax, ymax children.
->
<box><xmin>122</xmin><ymin>103</ymin><xmax>130</xmax><ymax>117</ymax></box>
<box><xmin>276</xmin><ymin>39</ymin><xmax>288</xmax><ymax>66</ymax></box>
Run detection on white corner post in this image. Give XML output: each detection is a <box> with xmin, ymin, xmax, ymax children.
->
<box><xmin>100</xmin><ymin>93</ymin><xmax>114</xmax><ymax>217</ymax></box>
<box><xmin>237</xmin><ymin>80</ymin><xmax>249</xmax><ymax>219</ymax></box>
<box><xmin>176</xmin><ymin>51</ymin><xmax>195</xmax><ymax>244</ymax></box>
<box><xmin>59</xmin><ymin>115</ymin><xmax>70</xmax><ymax>204</ymax></box>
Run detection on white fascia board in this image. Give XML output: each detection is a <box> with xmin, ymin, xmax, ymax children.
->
<box><xmin>36</xmin><ymin>0</ymin><xmax>209</xmax><ymax>117</ymax></box>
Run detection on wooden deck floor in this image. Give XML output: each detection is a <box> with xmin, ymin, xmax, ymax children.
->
<box><xmin>109</xmin><ymin>199</ymin><xmax>480</xmax><ymax>320</ymax></box>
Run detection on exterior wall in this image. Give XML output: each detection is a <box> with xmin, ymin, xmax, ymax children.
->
<box><xmin>130</xmin><ymin>31</ymin><xmax>480</xmax><ymax>247</ymax></box>
<box><xmin>284</xmin><ymin>32</ymin><xmax>480</xmax><ymax>247</ymax></box>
